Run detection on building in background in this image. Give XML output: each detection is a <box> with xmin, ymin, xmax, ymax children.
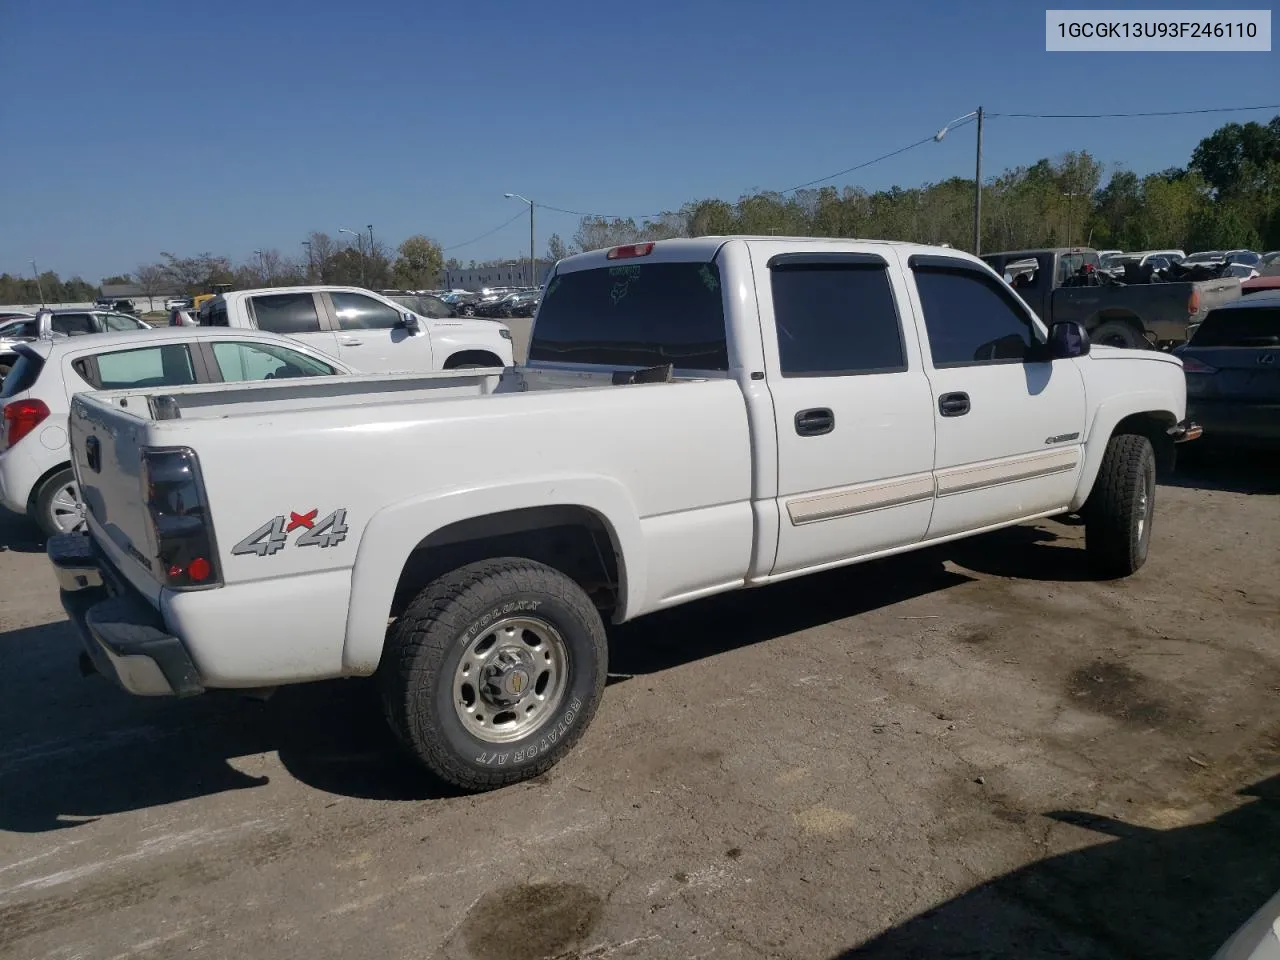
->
<box><xmin>443</xmin><ymin>259</ymin><xmax>553</xmax><ymax>291</ymax></box>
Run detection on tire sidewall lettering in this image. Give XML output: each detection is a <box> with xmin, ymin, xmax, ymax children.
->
<box><xmin>473</xmin><ymin>697</ymin><xmax>584</xmax><ymax>766</ymax></box>
<box><xmin>461</xmin><ymin>599</ymin><xmax>543</xmax><ymax>643</ymax></box>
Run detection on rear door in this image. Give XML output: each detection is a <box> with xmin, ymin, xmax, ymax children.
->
<box><xmin>903</xmin><ymin>254</ymin><xmax>1086</xmax><ymax>540</ymax></box>
<box><xmin>243</xmin><ymin>292</ymin><xmax>342</xmax><ymax>360</ymax></box>
<box><xmin>751</xmin><ymin>246</ymin><xmax>937</xmax><ymax>576</ymax></box>
<box><xmin>320</xmin><ymin>290</ymin><xmax>433</xmax><ymax>372</ymax></box>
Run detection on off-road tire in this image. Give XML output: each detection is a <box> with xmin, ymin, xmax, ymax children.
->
<box><xmin>380</xmin><ymin>558</ymin><xmax>608</xmax><ymax>791</ymax></box>
<box><xmin>1084</xmin><ymin>434</ymin><xmax>1156</xmax><ymax>578</ymax></box>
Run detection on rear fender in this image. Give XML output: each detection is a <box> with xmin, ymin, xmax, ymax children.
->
<box><xmin>341</xmin><ymin>475</ymin><xmax>643</xmax><ymax>674</ymax></box>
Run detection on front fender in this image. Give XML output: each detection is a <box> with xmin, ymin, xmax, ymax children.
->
<box><xmin>1070</xmin><ymin>391</ymin><xmax>1179</xmax><ymax>511</ymax></box>
<box><xmin>341</xmin><ymin>475</ymin><xmax>644</xmax><ymax>674</ymax></box>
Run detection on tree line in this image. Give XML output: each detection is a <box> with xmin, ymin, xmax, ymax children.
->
<box><xmin>555</xmin><ymin>115</ymin><xmax>1280</xmax><ymax>259</ymax></box>
<box><xmin>0</xmin><ymin>272</ymin><xmax>99</xmax><ymax>306</ymax></box>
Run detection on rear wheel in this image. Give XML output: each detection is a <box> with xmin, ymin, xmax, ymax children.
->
<box><xmin>380</xmin><ymin>558</ymin><xmax>608</xmax><ymax>791</ymax></box>
<box><xmin>1083</xmin><ymin>434</ymin><xmax>1156</xmax><ymax>578</ymax></box>
<box><xmin>33</xmin><ymin>468</ymin><xmax>85</xmax><ymax>538</ymax></box>
<box><xmin>1090</xmin><ymin>320</ymin><xmax>1147</xmax><ymax>349</ymax></box>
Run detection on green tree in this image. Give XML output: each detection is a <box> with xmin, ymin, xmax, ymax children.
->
<box><xmin>1190</xmin><ymin>118</ymin><xmax>1280</xmax><ymax>194</ymax></box>
<box><xmin>545</xmin><ymin>233</ymin><xmax>571</xmax><ymax>261</ymax></box>
<box><xmin>392</xmin><ymin>235</ymin><xmax>444</xmax><ymax>289</ymax></box>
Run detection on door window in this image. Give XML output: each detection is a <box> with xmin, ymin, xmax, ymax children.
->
<box><xmin>85</xmin><ymin>345</ymin><xmax>197</xmax><ymax>389</ymax></box>
<box><xmin>912</xmin><ymin>265</ymin><xmax>1037</xmax><ymax>366</ymax></box>
<box><xmin>212</xmin><ymin>341</ymin><xmax>337</xmax><ymax>381</ymax></box>
<box><xmin>769</xmin><ymin>260</ymin><xmax>905</xmax><ymax>376</ymax></box>
<box><xmin>330</xmin><ymin>292</ymin><xmax>402</xmax><ymax>330</ymax></box>
<box><xmin>103</xmin><ymin>312</ymin><xmax>144</xmax><ymax>331</ymax></box>
<box><xmin>249</xmin><ymin>293</ymin><xmax>322</xmax><ymax>334</ymax></box>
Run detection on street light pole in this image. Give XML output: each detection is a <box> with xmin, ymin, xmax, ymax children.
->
<box><xmin>934</xmin><ymin>107</ymin><xmax>984</xmax><ymax>255</ymax></box>
<box><xmin>367</xmin><ymin>224</ymin><xmax>375</xmax><ymax>283</ymax></box>
<box><xmin>504</xmin><ymin>193</ymin><xmax>535</xmax><ymax>286</ymax></box>
<box><xmin>338</xmin><ymin>227</ymin><xmax>365</xmax><ymax>286</ymax></box>
<box><xmin>29</xmin><ymin>259</ymin><xmax>46</xmax><ymax>305</ymax></box>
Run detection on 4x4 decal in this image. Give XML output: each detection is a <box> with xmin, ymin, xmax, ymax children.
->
<box><xmin>232</xmin><ymin>508</ymin><xmax>349</xmax><ymax>557</ymax></box>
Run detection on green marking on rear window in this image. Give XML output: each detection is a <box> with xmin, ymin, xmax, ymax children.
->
<box><xmin>546</xmin><ymin>277</ymin><xmax>561</xmax><ymax>298</ymax></box>
<box><xmin>699</xmin><ymin>265</ymin><xmax>719</xmax><ymax>293</ymax></box>
<box><xmin>608</xmin><ymin>265</ymin><xmax>642</xmax><ymax>304</ymax></box>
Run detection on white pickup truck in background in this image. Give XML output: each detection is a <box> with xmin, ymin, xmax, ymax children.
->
<box><xmin>197</xmin><ymin>285</ymin><xmax>514</xmax><ymax>372</ymax></box>
<box><xmin>51</xmin><ymin>237</ymin><xmax>1198</xmax><ymax>792</ymax></box>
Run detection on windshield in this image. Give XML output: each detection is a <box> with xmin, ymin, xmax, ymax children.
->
<box><xmin>1190</xmin><ymin>306</ymin><xmax>1280</xmax><ymax>347</ymax></box>
<box><xmin>1184</xmin><ymin>251</ymin><xmax>1223</xmax><ymax>263</ymax></box>
<box><xmin>388</xmin><ymin>294</ymin><xmax>452</xmax><ymax>319</ymax></box>
<box><xmin>1227</xmin><ymin>251</ymin><xmax>1261</xmax><ymax>266</ymax></box>
<box><xmin>1057</xmin><ymin>251</ymin><xmax>1101</xmax><ymax>282</ymax></box>
<box><xmin>529</xmin><ymin>260</ymin><xmax>728</xmax><ymax>369</ymax></box>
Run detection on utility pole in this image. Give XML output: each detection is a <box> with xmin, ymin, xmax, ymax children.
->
<box><xmin>973</xmin><ymin>106</ymin><xmax>984</xmax><ymax>256</ymax></box>
<box><xmin>367</xmin><ymin>225</ymin><xmax>375</xmax><ymax>284</ymax></box>
<box><xmin>504</xmin><ymin>193</ymin><xmax>536</xmax><ymax>286</ymax></box>
<box><xmin>29</xmin><ymin>259</ymin><xmax>46</xmax><ymax>305</ymax></box>
<box><xmin>302</xmin><ymin>241</ymin><xmax>313</xmax><ymax>281</ymax></box>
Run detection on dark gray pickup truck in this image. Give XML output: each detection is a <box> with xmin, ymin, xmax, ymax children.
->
<box><xmin>983</xmin><ymin>247</ymin><xmax>1241</xmax><ymax>349</ymax></box>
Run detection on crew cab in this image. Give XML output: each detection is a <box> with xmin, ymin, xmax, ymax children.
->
<box><xmin>51</xmin><ymin>237</ymin><xmax>1198</xmax><ymax>792</ymax></box>
<box><xmin>984</xmin><ymin>247</ymin><xmax>1240</xmax><ymax>349</ymax></box>
<box><xmin>196</xmin><ymin>285</ymin><xmax>514</xmax><ymax>372</ymax></box>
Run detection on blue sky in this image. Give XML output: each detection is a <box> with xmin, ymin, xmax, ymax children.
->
<box><xmin>1</xmin><ymin>0</ymin><xmax>1276</xmax><ymax>281</ymax></box>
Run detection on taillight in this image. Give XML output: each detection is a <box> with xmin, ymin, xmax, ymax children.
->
<box><xmin>1187</xmin><ymin>289</ymin><xmax>1201</xmax><ymax>315</ymax></box>
<box><xmin>139</xmin><ymin>447</ymin><xmax>222</xmax><ymax>589</ymax></box>
<box><xmin>606</xmin><ymin>242</ymin><xmax>655</xmax><ymax>260</ymax></box>
<box><xmin>1180</xmin><ymin>356</ymin><xmax>1217</xmax><ymax>374</ymax></box>
<box><xmin>3</xmin><ymin>398</ymin><xmax>50</xmax><ymax>447</ymax></box>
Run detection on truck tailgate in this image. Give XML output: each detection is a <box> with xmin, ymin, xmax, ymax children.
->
<box><xmin>69</xmin><ymin>395</ymin><xmax>162</xmax><ymax>600</ymax></box>
<box><xmin>1196</xmin><ymin>278</ymin><xmax>1243</xmax><ymax>315</ymax></box>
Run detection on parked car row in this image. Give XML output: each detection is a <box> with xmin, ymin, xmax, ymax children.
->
<box><xmin>1100</xmin><ymin>248</ymin><xmax>1280</xmax><ymax>283</ymax></box>
<box><xmin>1</xmin><ymin>308</ymin><xmax>152</xmax><ymax>380</ymax></box>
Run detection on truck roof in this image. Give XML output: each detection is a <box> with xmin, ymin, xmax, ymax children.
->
<box><xmin>983</xmin><ymin>247</ymin><xmax>1097</xmax><ymax>260</ymax></box>
<box><xmin>556</xmin><ymin>236</ymin><xmax>989</xmax><ymax>272</ymax></box>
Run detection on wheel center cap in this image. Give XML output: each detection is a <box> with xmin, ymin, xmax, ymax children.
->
<box><xmin>480</xmin><ymin>648</ymin><xmax>535</xmax><ymax>707</ymax></box>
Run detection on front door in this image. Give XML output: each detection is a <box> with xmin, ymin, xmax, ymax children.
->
<box><xmin>751</xmin><ymin>245</ymin><xmax>938</xmax><ymax>577</ymax></box>
<box><xmin>245</xmin><ymin>292</ymin><xmax>342</xmax><ymax>361</ymax></box>
<box><xmin>902</xmin><ymin>254</ymin><xmax>1087</xmax><ymax>540</ymax></box>
<box><xmin>323</xmin><ymin>291</ymin><xmax>434</xmax><ymax>373</ymax></box>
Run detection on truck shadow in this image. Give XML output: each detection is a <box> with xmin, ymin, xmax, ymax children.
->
<box><xmin>832</xmin><ymin>771</ymin><xmax>1280</xmax><ymax>960</ymax></box>
<box><xmin>0</xmin><ymin>523</ymin><xmax>1126</xmax><ymax>829</ymax></box>
<box><xmin>1166</xmin><ymin>447</ymin><xmax>1280</xmax><ymax>495</ymax></box>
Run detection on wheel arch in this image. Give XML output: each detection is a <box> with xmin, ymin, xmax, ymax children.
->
<box><xmin>341</xmin><ymin>479</ymin><xmax>644</xmax><ymax>675</ymax></box>
<box><xmin>443</xmin><ymin>349</ymin><xmax>504</xmax><ymax>369</ymax></box>
<box><xmin>26</xmin><ymin>460</ymin><xmax>74</xmax><ymax>512</ymax></box>
<box><xmin>1071</xmin><ymin>400</ymin><xmax>1178</xmax><ymax>511</ymax></box>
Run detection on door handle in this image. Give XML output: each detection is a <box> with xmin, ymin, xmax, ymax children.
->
<box><xmin>341</xmin><ymin>338</ymin><xmax>363</xmax><ymax>346</ymax></box>
<box><xmin>794</xmin><ymin>408</ymin><xmax>835</xmax><ymax>437</ymax></box>
<box><xmin>938</xmin><ymin>392</ymin><xmax>970</xmax><ymax>417</ymax></box>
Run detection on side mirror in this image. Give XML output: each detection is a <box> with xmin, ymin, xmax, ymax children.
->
<box><xmin>1047</xmin><ymin>320</ymin><xmax>1090</xmax><ymax>359</ymax></box>
<box><xmin>399</xmin><ymin>313</ymin><xmax>421</xmax><ymax>333</ymax></box>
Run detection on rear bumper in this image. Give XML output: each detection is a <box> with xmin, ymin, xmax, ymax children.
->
<box><xmin>49</xmin><ymin>532</ymin><xmax>203</xmax><ymax>697</ymax></box>
<box><xmin>1187</xmin><ymin>401</ymin><xmax>1280</xmax><ymax>444</ymax></box>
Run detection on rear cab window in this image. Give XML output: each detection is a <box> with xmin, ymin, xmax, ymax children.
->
<box><xmin>530</xmin><ymin>261</ymin><xmax>727</xmax><ymax>369</ymax></box>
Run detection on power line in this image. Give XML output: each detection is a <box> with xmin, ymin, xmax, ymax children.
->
<box><xmin>443</xmin><ymin>210</ymin><xmax>527</xmax><ymax>251</ymax></box>
<box><xmin>992</xmin><ymin>103</ymin><xmax>1280</xmax><ymax>119</ymax></box>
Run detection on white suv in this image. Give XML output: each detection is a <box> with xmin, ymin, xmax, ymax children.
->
<box><xmin>0</xmin><ymin>327</ymin><xmax>353</xmax><ymax>536</ymax></box>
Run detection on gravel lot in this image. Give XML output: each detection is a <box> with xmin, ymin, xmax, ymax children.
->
<box><xmin>1</xmin><ymin>452</ymin><xmax>1277</xmax><ymax>960</ymax></box>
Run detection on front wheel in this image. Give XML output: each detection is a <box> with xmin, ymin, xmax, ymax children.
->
<box><xmin>380</xmin><ymin>558</ymin><xmax>608</xmax><ymax>791</ymax></box>
<box><xmin>1083</xmin><ymin>434</ymin><xmax>1156</xmax><ymax>578</ymax></box>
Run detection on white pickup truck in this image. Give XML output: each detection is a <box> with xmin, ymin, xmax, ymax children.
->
<box><xmin>197</xmin><ymin>285</ymin><xmax>515</xmax><ymax>372</ymax></box>
<box><xmin>49</xmin><ymin>237</ymin><xmax>1199</xmax><ymax>792</ymax></box>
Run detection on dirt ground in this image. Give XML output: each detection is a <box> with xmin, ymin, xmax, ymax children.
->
<box><xmin>1</xmin><ymin>452</ymin><xmax>1277</xmax><ymax>960</ymax></box>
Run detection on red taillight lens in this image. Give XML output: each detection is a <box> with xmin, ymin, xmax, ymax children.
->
<box><xmin>141</xmin><ymin>447</ymin><xmax>222</xmax><ymax>589</ymax></box>
<box><xmin>1187</xmin><ymin>289</ymin><xmax>1201</xmax><ymax>315</ymax></box>
<box><xmin>1181</xmin><ymin>356</ymin><xmax>1217</xmax><ymax>374</ymax></box>
<box><xmin>606</xmin><ymin>242</ymin><xmax>655</xmax><ymax>260</ymax></box>
<box><xmin>3</xmin><ymin>398</ymin><xmax>50</xmax><ymax>447</ymax></box>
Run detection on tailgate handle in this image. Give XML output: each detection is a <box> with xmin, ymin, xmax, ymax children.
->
<box><xmin>85</xmin><ymin>436</ymin><xmax>101</xmax><ymax>473</ymax></box>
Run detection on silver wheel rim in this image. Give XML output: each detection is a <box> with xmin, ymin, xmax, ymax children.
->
<box><xmin>452</xmin><ymin>616</ymin><xmax>568</xmax><ymax>744</ymax></box>
<box><xmin>1136</xmin><ymin>476</ymin><xmax>1152</xmax><ymax>541</ymax></box>
<box><xmin>49</xmin><ymin>481</ymin><xmax>85</xmax><ymax>533</ymax></box>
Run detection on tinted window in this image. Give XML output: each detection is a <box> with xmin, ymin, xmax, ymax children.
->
<box><xmin>51</xmin><ymin>313</ymin><xmax>95</xmax><ymax>336</ymax></box>
<box><xmin>3</xmin><ymin>319</ymin><xmax>38</xmax><ymax>338</ymax></box>
<box><xmin>389</xmin><ymin>295</ymin><xmax>452</xmax><ymax>319</ymax></box>
<box><xmin>0</xmin><ymin>352</ymin><xmax>43</xmax><ymax>397</ymax></box>
<box><xmin>769</xmin><ymin>261</ymin><xmax>904</xmax><ymax>376</ymax></box>
<box><xmin>530</xmin><ymin>261</ymin><xmax>727</xmax><ymax>369</ymax></box>
<box><xmin>212</xmin><ymin>341</ymin><xmax>336</xmax><ymax>381</ymax></box>
<box><xmin>250</xmin><ymin>293</ymin><xmax>321</xmax><ymax>334</ymax></box>
<box><xmin>103</xmin><ymin>313</ymin><xmax>143</xmax><ymax>331</ymax></box>
<box><xmin>92</xmin><ymin>345</ymin><xmax>196</xmax><ymax>389</ymax></box>
<box><xmin>331</xmin><ymin>292</ymin><xmax>402</xmax><ymax>330</ymax></box>
<box><xmin>913</xmin><ymin>266</ymin><xmax>1035</xmax><ymax>366</ymax></box>
<box><xmin>1189</xmin><ymin>306</ymin><xmax>1280</xmax><ymax>347</ymax></box>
